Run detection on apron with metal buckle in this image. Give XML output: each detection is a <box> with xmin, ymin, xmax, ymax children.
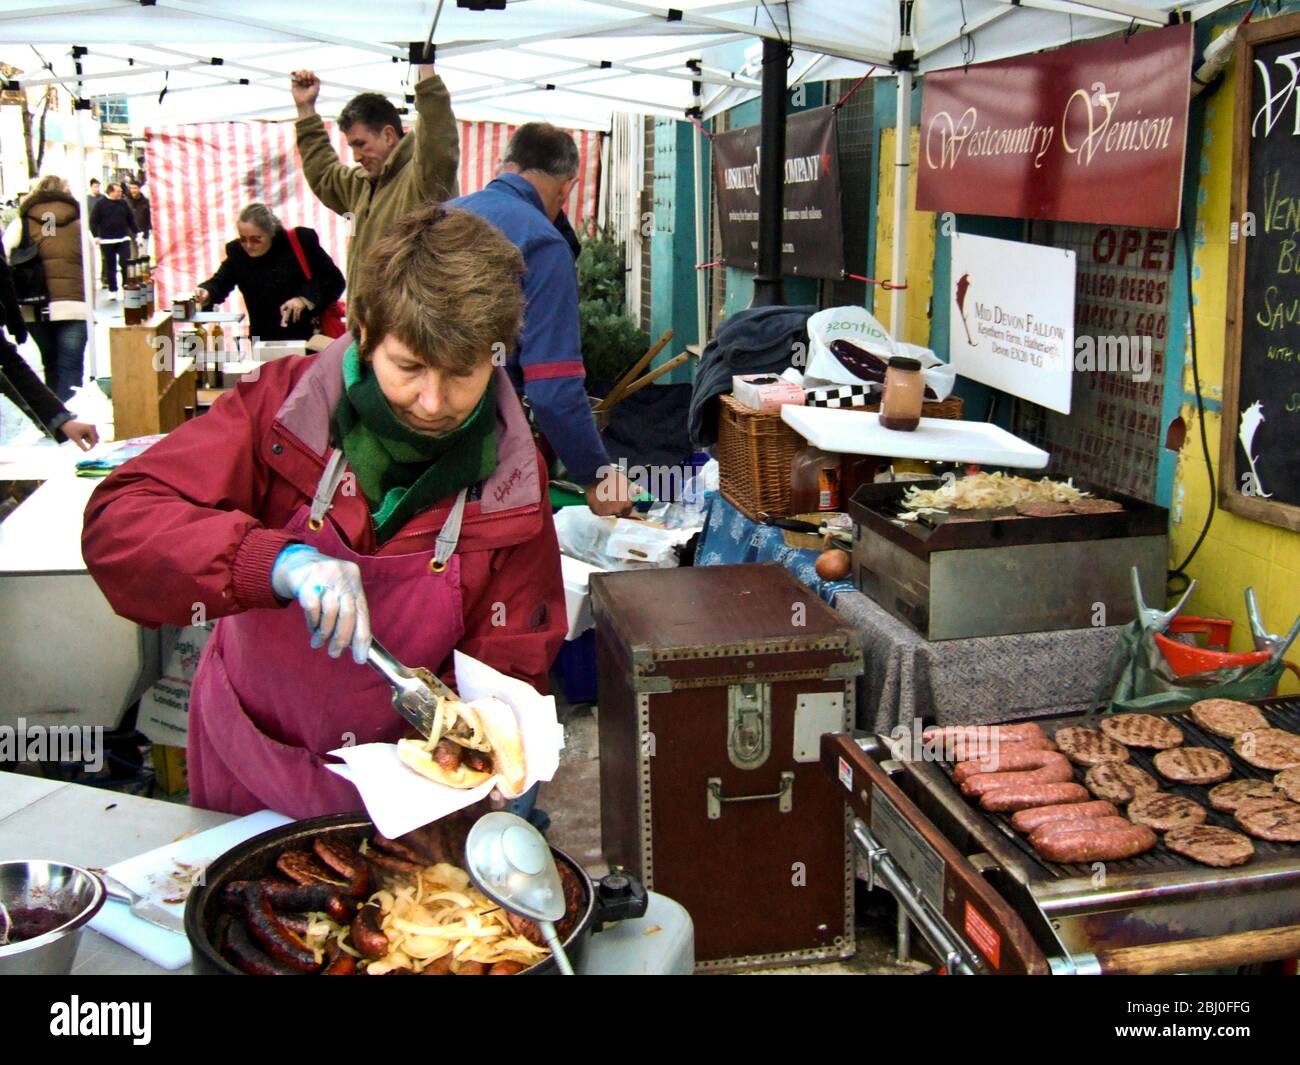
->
<box><xmin>188</xmin><ymin>448</ymin><xmax>468</xmax><ymax>818</ymax></box>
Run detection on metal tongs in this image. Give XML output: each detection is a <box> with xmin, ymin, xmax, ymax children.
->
<box><xmin>1244</xmin><ymin>587</ymin><xmax>1300</xmax><ymax>666</ymax></box>
<box><xmin>367</xmin><ymin>638</ymin><xmax>458</xmax><ymax>740</ymax></box>
<box><xmin>1131</xmin><ymin>566</ymin><xmax>1196</xmax><ymax>634</ymax></box>
<box><xmin>1131</xmin><ymin>568</ymin><xmax>1300</xmax><ymax>667</ymax></box>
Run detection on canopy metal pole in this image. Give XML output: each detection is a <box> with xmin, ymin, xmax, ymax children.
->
<box><xmin>751</xmin><ymin>35</ymin><xmax>789</xmax><ymax>308</ymax></box>
<box><xmin>889</xmin><ymin>67</ymin><xmax>910</xmax><ymax>340</ymax></box>
<box><xmin>73</xmin><ymin>91</ymin><xmax>99</xmax><ymax>385</ymax></box>
<box><xmin>889</xmin><ymin>5</ymin><xmax>915</xmax><ymax>340</ymax></box>
<box><xmin>692</xmin><ymin>74</ymin><xmax>708</xmax><ymax>349</ymax></box>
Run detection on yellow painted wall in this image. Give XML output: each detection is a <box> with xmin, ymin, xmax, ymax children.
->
<box><xmin>1175</xmin><ymin>31</ymin><xmax>1300</xmax><ymax>690</ymax></box>
<box><xmin>874</xmin><ymin>127</ymin><xmax>935</xmax><ymax>347</ymax></box>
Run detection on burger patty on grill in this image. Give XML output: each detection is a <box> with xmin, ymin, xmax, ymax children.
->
<box><xmin>1208</xmin><ymin>778</ymin><xmax>1286</xmax><ymax>812</ymax></box>
<box><xmin>1233</xmin><ymin>728</ymin><xmax>1300</xmax><ymax>771</ymax></box>
<box><xmin>1153</xmin><ymin>746</ymin><xmax>1233</xmax><ymax>785</ymax></box>
<box><xmin>1276</xmin><ymin>767</ymin><xmax>1300</xmax><ymax>803</ymax></box>
<box><xmin>1163</xmin><ymin>824</ymin><xmax>1256</xmax><ymax>867</ymax></box>
<box><xmin>1085</xmin><ymin>762</ymin><xmax>1158</xmax><ymax>803</ymax></box>
<box><xmin>1235</xmin><ymin>800</ymin><xmax>1300</xmax><ymax>842</ymax></box>
<box><xmin>1055</xmin><ymin>726</ymin><xmax>1131</xmax><ymax>767</ymax></box>
<box><xmin>1098</xmin><ymin>713</ymin><xmax>1185</xmax><ymax>750</ymax></box>
<box><xmin>1068</xmin><ymin>497</ymin><xmax>1124</xmax><ymax>515</ymax></box>
<box><xmin>1189</xmin><ymin>699</ymin><xmax>1269</xmax><ymax>738</ymax></box>
<box><xmin>1014</xmin><ymin>500</ymin><xmax>1072</xmax><ymax>517</ymax></box>
<box><xmin>1127</xmin><ymin>792</ymin><xmax>1206</xmax><ymax>832</ymax></box>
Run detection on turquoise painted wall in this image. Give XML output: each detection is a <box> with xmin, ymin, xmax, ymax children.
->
<box><xmin>650</xmin><ymin>118</ymin><xmax>703</xmax><ymax>383</ymax></box>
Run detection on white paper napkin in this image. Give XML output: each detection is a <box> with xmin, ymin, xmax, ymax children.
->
<box><xmin>326</xmin><ymin>651</ymin><xmax>562</xmax><ymax>839</ymax></box>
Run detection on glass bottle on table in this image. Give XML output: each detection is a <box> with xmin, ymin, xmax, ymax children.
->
<box><xmin>209</xmin><ymin>322</ymin><xmax>225</xmax><ymax>389</ymax></box>
<box><xmin>789</xmin><ymin>445</ymin><xmax>841</xmax><ymax>514</ymax></box>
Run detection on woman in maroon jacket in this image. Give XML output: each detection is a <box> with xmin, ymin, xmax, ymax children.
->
<box><xmin>82</xmin><ymin>205</ymin><xmax>567</xmax><ymax>819</ymax></box>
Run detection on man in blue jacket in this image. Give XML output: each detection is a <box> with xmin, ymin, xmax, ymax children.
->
<box><xmin>451</xmin><ymin>124</ymin><xmax>632</xmax><ymax>515</ymax></box>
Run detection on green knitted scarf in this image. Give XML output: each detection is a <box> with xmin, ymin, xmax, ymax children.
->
<box><xmin>330</xmin><ymin>343</ymin><xmax>496</xmax><ymax>543</ymax></box>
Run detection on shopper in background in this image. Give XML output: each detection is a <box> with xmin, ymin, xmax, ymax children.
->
<box><xmin>451</xmin><ymin>123</ymin><xmax>633</xmax><ymax>517</ymax></box>
<box><xmin>126</xmin><ymin>181</ymin><xmax>152</xmax><ymax>258</ymax></box>
<box><xmin>0</xmin><ymin>245</ymin><xmax>99</xmax><ymax>449</ymax></box>
<box><xmin>87</xmin><ymin>178</ymin><xmax>103</xmax><ymax>219</ymax></box>
<box><xmin>291</xmin><ymin>64</ymin><xmax>459</xmax><ymax>303</ymax></box>
<box><xmin>89</xmin><ymin>182</ymin><xmax>137</xmax><ymax>297</ymax></box>
<box><xmin>2</xmin><ymin>176</ymin><xmax>92</xmax><ymax>403</ymax></box>
<box><xmin>194</xmin><ymin>203</ymin><xmax>345</xmax><ymax>342</ymax></box>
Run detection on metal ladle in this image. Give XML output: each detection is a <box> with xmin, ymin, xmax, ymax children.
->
<box><xmin>464</xmin><ymin>812</ymin><xmax>575</xmax><ymax>976</ymax></box>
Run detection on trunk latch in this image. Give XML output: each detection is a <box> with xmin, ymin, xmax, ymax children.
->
<box><xmin>727</xmin><ymin>681</ymin><xmax>771</xmax><ymax>769</ymax></box>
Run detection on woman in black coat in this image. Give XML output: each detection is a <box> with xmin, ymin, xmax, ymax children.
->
<box><xmin>193</xmin><ymin>203</ymin><xmax>344</xmax><ymax>342</ymax></box>
<box><xmin>0</xmin><ymin>247</ymin><xmax>98</xmax><ymax>449</ymax></box>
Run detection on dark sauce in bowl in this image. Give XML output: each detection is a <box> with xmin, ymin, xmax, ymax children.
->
<box><xmin>5</xmin><ymin>906</ymin><xmax>73</xmax><ymax>942</ymax></box>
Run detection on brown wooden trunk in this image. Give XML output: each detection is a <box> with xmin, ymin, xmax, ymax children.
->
<box><xmin>591</xmin><ymin>563</ymin><xmax>863</xmax><ymax>970</ymax></box>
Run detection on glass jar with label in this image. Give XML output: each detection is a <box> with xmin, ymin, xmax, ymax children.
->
<box><xmin>880</xmin><ymin>356</ymin><xmax>924</xmax><ymax>432</ymax></box>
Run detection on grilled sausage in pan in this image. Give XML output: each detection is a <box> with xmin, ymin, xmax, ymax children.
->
<box><xmin>370</xmin><ymin>834</ymin><xmax>428</xmax><ymax>865</ymax></box>
<box><xmin>221</xmin><ymin>914</ymin><xmax>303</xmax><ymax>976</ymax></box>
<box><xmin>221</xmin><ymin>879</ymin><xmax>354</xmax><ymax>922</ymax></box>
<box><xmin>349</xmin><ymin>903</ymin><xmax>390</xmax><ymax>960</ymax></box>
<box><xmin>243</xmin><ymin>882</ymin><xmax>321</xmax><ymax>973</ymax></box>
<box><xmin>275</xmin><ymin>850</ymin><xmax>349</xmax><ymax>889</ymax></box>
<box><xmin>366</xmin><ymin>851</ymin><xmax>425</xmax><ymax>879</ymax></box>
<box><xmin>312</xmin><ymin>837</ymin><xmax>370</xmax><ymax>897</ymax></box>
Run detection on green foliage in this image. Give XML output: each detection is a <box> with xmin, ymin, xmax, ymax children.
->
<box><xmin>577</xmin><ymin>225</ymin><xmax>647</xmax><ymax>384</ymax></box>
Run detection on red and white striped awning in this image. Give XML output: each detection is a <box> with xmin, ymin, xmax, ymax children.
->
<box><xmin>146</xmin><ymin>119</ymin><xmax>602</xmax><ymax>320</ymax></box>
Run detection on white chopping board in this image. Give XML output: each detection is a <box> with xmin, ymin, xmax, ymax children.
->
<box><xmin>781</xmin><ymin>406</ymin><xmax>1050</xmax><ymax>469</ymax></box>
<box><xmin>89</xmin><ymin>809</ymin><xmax>293</xmax><ymax>969</ymax></box>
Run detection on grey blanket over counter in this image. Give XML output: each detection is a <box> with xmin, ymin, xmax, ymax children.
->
<box><xmin>688</xmin><ymin>304</ymin><xmax>816</xmax><ymax>447</ymax></box>
<box><xmin>835</xmin><ymin>590</ymin><xmax>1124</xmax><ymax>734</ymax></box>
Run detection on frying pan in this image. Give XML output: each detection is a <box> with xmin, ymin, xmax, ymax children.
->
<box><xmin>185</xmin><ymin>812</ymin><xmax>608</xmax><ymax>975</ymax></box>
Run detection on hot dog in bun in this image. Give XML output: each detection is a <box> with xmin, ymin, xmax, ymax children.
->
<box><xmin>397</xmin><ymin>695</ymin><xmax>527</xmax><ymax>797</ymax></box>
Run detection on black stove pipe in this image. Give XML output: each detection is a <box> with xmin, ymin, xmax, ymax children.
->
<box><xmin>751</xmin><ymin>36</ymin><xmax>790</xmax><ymax>308</ymax></box>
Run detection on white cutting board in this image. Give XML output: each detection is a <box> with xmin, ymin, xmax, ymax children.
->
<box><xmin>89</xmin><ymin>809</ymin><xmax>293</xmax><ymax>969</ymax></box>
<box><xmin>781</xmin><ymin>406</ymin><xmax>1050</xmax><ymax>469</ymax></box>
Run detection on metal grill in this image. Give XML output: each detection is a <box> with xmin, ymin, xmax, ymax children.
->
<box><xmin>937</xmin><ymin>699</ymin><xmax>1300</xmax><ymax>881</ymax></box>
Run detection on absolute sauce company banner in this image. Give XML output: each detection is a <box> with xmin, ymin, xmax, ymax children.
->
<box><xmin>917</xmin><ymin>23</ymin><xmax>1193</xmax><ymax>229</ymax></box>
<box><xmin>712</xmin><ymin>104</ymin><xmax>846</xmax><ymax>279</ymax></box>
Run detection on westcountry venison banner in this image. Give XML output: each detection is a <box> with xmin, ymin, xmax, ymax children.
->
<box><xmin>713</xmin><ymin>104</ymin><xmax>845</xmax><ymax>279</ymax></box>
<box><xmin>916</xmin><ymin>24</ymin><xmax>1193</xmax><ymax>229</ymax></box>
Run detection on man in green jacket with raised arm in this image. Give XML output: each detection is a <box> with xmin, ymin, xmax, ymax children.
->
<box><xmin>291</xmin><ymin>65</ymin><xmax>459</xmax><ymax>303</ymax></box>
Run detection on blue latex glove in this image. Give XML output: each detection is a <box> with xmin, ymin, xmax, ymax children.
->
<box><xmin>270</xmin><ymin>544</ymin><xmax>372</xmax><ymax>663</ymax></box>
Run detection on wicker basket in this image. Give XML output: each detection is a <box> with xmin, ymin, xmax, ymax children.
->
<box><xmin>860</xmin><ymin>395</ymin><xmax>965</xmax><ymax>420</ymax></box>
<box><xmin>716</xmin><ymin>393</ymin><xmax>967</xmax><ymax>520</ymax></box>
<box><xmin>716</xmin><ymin>394</ymin><xmax>803</xmax><ymax>520</ymax></box>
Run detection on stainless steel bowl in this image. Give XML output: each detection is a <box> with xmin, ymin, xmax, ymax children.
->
<box><xmin>0</xmin><ymin>860</ymin><xmax>106</xmax><ymax>975</ymax></box>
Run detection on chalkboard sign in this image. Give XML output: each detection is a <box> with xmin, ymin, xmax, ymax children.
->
<box><xmin>1223</xmin><ymin>13</ymin><xmax>1300</xmax><ymax>530</ymax></box>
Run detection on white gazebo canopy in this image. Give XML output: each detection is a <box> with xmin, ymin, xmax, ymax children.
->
<box><xmin>1</xmin><ymin>0</ymin><xmax>1229</xmax><ymax>130</ymax></box>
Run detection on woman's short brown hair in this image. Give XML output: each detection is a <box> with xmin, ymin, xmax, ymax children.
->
<box><xmin>351</xmin><ymin>205</ymin><xmax>525</xmax><ymax>373</ymax></box>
